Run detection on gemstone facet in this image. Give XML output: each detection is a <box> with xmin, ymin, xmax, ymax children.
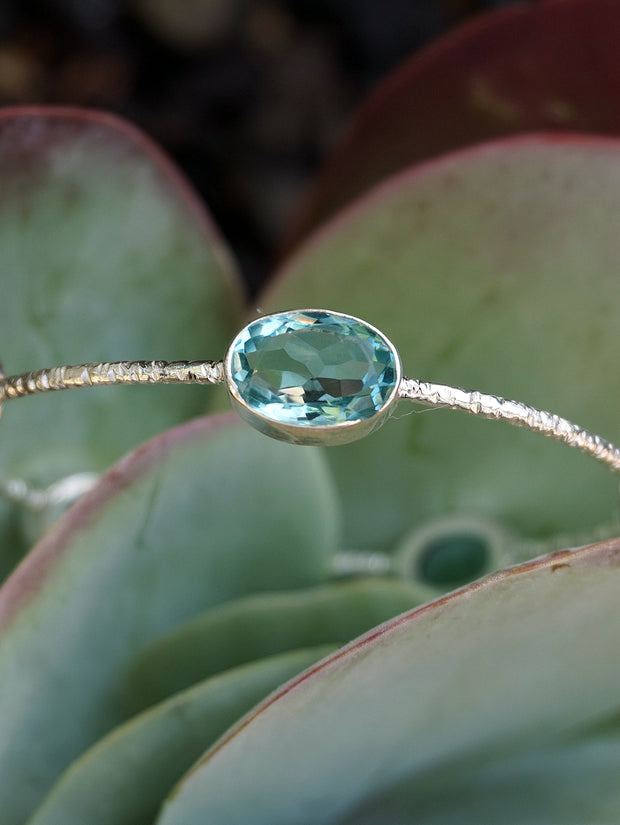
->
<box><xmin>225</xmin><ymin>310</ymin><xmax>400</xmax><ymax>445</ymax></box>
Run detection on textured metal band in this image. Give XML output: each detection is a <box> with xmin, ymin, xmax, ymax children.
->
<box><xmin>399</xmin><ymin>378</ymin><xmax>620</xmax><ymax>474</ymax></box>
<box><xmin>0</xmin><ymin>359</ymin><xmax>224</xmax><ymax>402</ymax></box>
<box><xmin>0</xmin><ymin>360</ymin><xmax>618</xmax><ymax>475</ymax></box>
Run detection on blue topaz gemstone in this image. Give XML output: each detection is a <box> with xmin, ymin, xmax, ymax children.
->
<box><xmin>225</xmin><ymin>310</ymin><xmax>400</xmax><ymax>445</ymax></box>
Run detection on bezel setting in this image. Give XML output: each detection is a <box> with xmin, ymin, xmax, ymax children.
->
<box><xmin>224</xmin><ymin>309</ymin><xmax>402</xmax><ymax>446</ymax></box>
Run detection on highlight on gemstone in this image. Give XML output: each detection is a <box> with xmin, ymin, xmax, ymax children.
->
<box><xmin>225</xmin><ymin>309</ymin><xmax>400</xmax><ymax>444</ymax></box>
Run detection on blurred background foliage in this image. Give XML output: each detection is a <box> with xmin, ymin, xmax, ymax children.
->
<box><xmin>0</xmin><ymin>0</ymin><xmax>524</xmax><ymax>290</ymax></box>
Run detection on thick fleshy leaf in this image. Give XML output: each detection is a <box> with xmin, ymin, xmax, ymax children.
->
<box><xmin>262</xmin><ymin>137</ymin><xmax>620</xmax><ymax>551</ymax></box>
<box><xmin>124</xmin><ymin>579</ymin><xmax>421</xmax><ymax>712</ymax></box>
<box><xmin>156</xmin><ymin>537</ymin><xmax>620</xmax><ymax>825</ymax></box>
<box><xmin>0</xmin><ymin>106</ymin><xmax>242</xmax><ymax>523</ymax></box>
<box><xmin>0</xmin><ymin>413</ymin><xmax>339</xmax><ymax>825</ymax></box>
<box><xmin>284</xmin><ymin>0</ymin><xmax>620</xmax><ymax>249</ymax></box>
<box><xmin>0</xmin><ymin>498</ymin><xmax>23</xmax><ymax>581</ymax></box>
<box><xmin>337</xmin><ymin>728</ymin><xmax>620</xmax><ymax>824</ymax></box>
<box><xmin>28</xmin><ymin>647</ymin><xmax>336</xmax><ymax>825</ymax></box>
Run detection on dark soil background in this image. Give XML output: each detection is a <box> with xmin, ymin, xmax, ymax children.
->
<box><xmin>0</xmin><ymin>0</ymin><xmax>526</xmax><ymax>291</ymax></box>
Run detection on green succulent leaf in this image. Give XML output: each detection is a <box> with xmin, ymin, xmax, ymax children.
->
<box><xmin>263</xmin><ymin>136</ymin><xmax>620</xmax><ymax>551</ymax></box>
<box><xmin>0</xmin><ymin>498</ymin><xmax>25</xmax><ymax>581</ymax></box>
<box><xmin>0</xmin><ymin>413</ymin><xmax>339</xmax><ymax>825</ymax></box>
<box><xmin>124</xmin><ymin>578</ymin><xmax>422</xmax><ymax>712</ymax></box>
<box><xmin>0</xmin><ymin>107</ymin><xmax>243</xmax><ymax>564</ymax></box>
<box><xmin>28</xmin><ymin>646</ymin><xmax>336</xmax><ymax>825</ymax></box>
<box><xmin>284</xmin><ymin>0</ymin><xmax>620</xmax><ymax>249</ymax></box>
<box><xmin>336</xmin><ymin>727</ymin><xmax>620</xmax><ymax>824</ymax></box>
<box><xmin>156</xmin><ymin>538</ymin><xmax>620</xmax><ymax>825</ymax></box>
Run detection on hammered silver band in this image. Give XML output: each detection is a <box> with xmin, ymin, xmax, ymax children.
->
<box><xmin>0</xmin><ymin>358</ymin><xmax>619</xmax><ymax>475</ymax></box>
<box><xmin>0</xmin><ymin>359</ymin><xmax>224</xmax><ymax>401</ymax></box>
<box><xmin>399</xmin><ymin>378</ymin><xmax>620</xmax><ymax>474</ymax></box>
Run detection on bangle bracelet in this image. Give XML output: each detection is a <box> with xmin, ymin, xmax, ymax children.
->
<box><xmin>1</xmin><ymin>309</ymin><xmax>619</xmax><ymax>476</ymax></box>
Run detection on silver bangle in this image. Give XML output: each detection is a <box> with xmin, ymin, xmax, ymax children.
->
<box><xmin>1</xmin><ymin>309</ymin><xmax>619</xmax><ymax>477</ymax></box>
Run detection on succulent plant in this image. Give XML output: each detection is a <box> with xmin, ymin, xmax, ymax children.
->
<box><xmin>1</xmin><ymin>1</ymin><xmax>620</xmax><ymax>823</ymax></box>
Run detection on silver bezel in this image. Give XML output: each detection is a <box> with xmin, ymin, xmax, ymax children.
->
<box><xmin>224</xmin><ymin>309</ymin><xmax>402</xmax><ymax>446</ymax></box>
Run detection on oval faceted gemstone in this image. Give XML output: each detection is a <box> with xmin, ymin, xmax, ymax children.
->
<box><xmin>227</xmin><ymin>310</ymin><xmax>398</xmax><ymax>434</ymax></box>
